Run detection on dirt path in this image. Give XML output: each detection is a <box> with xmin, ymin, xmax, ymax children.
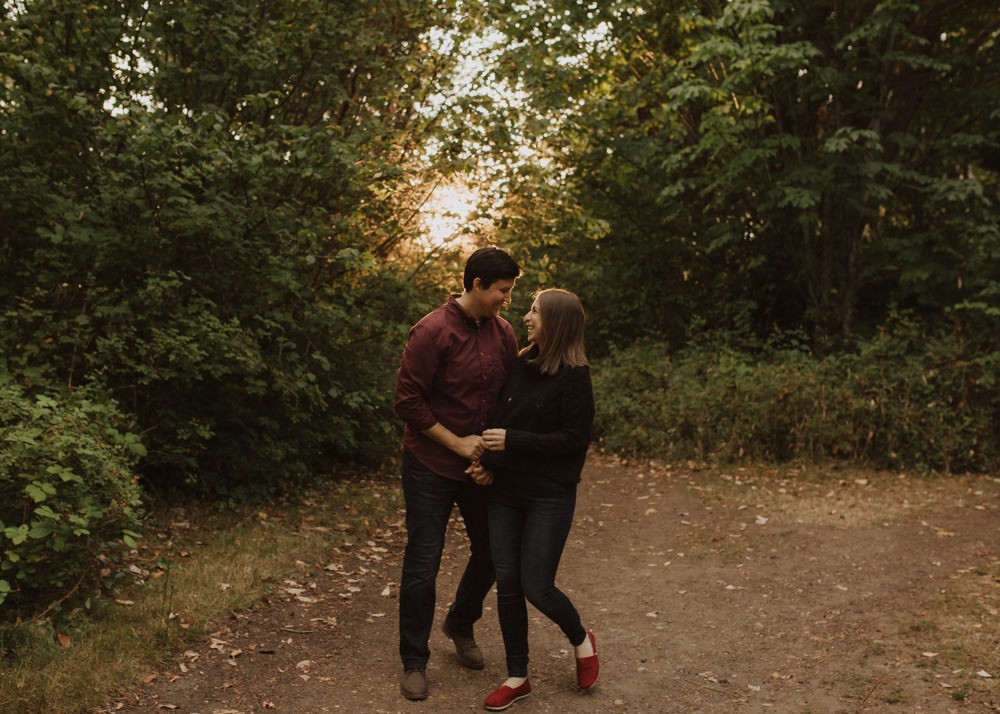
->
<box><xmin>102</xmin><ymin>454</ymin><xmax>999</xmax><ymax>713</ymax></box>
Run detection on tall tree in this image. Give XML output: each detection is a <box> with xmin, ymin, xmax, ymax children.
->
<box><xmin>0</xmin><ymin>0</ymin><xmax>485</xmax><ymax>495</ymax></box>
<box><xmin>486</xmin><ymin>0</ymin><xmax>1000</xmax><ymax>353</ymax></box>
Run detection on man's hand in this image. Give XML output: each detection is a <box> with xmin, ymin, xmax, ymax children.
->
<box><xmin>422</xmin><ymin>424</ymin><xmax>485</xmax><ymax>460</ymax></box>
<box><xmin>483</xmin><ymin>428</ymin><xmax>507</xmax><ymax>452</ymax></box>
<box><xmin>453</xmin><ymin>434</ymin><xmax>486</xmax><ymax>461</ymax></box>
<box><xmin>466</xmin><ymin>461</ymin><xmax>494</xmax><ymax>486</ymax></box>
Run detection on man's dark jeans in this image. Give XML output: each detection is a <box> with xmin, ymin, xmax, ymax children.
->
<box><xmin>487</xmin><ymin>474</ymin><xmax>585</xmax><ymax>678</ymax></box>
<box><xmin>399</xmin><ymin>452</ymin><xmax>494</xmax><ymax>670</ymax></box>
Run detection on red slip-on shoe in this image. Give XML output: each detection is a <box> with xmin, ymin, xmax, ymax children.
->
<box><xmin>575</xmin><ymin>630</ymin><xmax>599</xmax><ymax>690</ymax></box>
<box><xmin>483</xmin><ymin>679</ymin><xmax>532</xmax><ymax>711</ymax></box>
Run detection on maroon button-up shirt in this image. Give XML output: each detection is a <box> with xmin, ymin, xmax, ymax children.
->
<box><xmin>394</xmin><ymin>295</ymin><xmax>518</xmax><ymax>481</ymax></box>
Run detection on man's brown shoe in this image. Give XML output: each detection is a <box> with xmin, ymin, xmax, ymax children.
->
<box><xmin>400</xmin><ymin>668</ymin><xmax>428</xmax><ymax>700</ymax></box>
<box><xmin>441</xmin><ymin>622</ymin><xmax>485</xmax><ymax>669</ymax></box>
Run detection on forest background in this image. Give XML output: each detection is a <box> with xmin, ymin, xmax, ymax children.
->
<box><xmin>0</xmin><ymin>0</ymin><xmax>997</xmax><ymax>652</ymax></box>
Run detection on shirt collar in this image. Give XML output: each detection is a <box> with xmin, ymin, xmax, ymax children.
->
<box><xmin>447</xmin><ymin>294</ymin><xmax>484</xmax><ymax>328</ymax></box>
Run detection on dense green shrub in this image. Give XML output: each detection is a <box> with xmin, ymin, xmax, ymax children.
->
<box><xmin>593</xmin><ymin>324</ymin><xmax>999</xmax><ymax>473</ymax></box>
<box><xmin>0</xmin><ymin>379</ymin><xmax>143</xmax><ymax>613</ymax></box>
<box><xmin>5</xmin><ymin>265</ymin><xmax>415</xmax><ymax>501</ymax></box>
<box><xmin>0</xmin><ymin>1</ymin><xmax>460</xmax><ymax>500</ymax></box>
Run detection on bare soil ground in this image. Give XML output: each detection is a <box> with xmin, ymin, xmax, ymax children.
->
<box><xmin>100</xmin><ymin>454</ymin><xmax>999</xmax><ymax>714</ymax></box>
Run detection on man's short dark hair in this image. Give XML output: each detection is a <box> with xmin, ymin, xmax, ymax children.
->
<box><xmin>463</xmin><ymin>246</ymin><xmax>521</xmax><ymax>291</ymax></box>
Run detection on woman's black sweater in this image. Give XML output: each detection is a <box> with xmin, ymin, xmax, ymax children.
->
<box><xmin>482</xmin><ymin>348</ymin><xmax>595</xmax><ymax>484</ymax></box>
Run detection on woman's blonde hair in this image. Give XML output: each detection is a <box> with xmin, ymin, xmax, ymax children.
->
<box><xmin>526</xmin><ymin>288</ymin><xmax>589</xmax><ymax>375</ymax></box>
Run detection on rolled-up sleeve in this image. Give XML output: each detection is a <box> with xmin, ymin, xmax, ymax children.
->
<box><xmin>394</xmin><ymin>322</ymin><xmax>440</xmax><ymax>433</ymax></box>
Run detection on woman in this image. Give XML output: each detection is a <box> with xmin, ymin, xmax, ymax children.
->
<box><xmin>468</xmin><ymin>288</ymin><xmax>598</xmax><ymax>711</ymax></box>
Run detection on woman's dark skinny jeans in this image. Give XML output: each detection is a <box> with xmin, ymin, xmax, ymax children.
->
<box><xmin>398</xmin><ymin>452</ymin><xmax>494</xmax><ymax>671</ymax></box>
<box><xmin>488</xmin><ymin>474</ymin><xmax>586</xmax><ymax>678</ymax></box>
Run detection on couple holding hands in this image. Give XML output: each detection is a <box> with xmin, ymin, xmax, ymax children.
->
<box><xmin>394</xmin><ymin>247</ymin><xmax>599</xmax><ymax>710</ymax></box>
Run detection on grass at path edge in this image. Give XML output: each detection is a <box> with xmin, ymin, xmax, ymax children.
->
<box><xmin>0</xmin><ymin>472</ymin><xmax>403</xmax><ymax>714</ymax></box>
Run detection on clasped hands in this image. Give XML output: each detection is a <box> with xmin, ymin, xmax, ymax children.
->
<box><xmin>464</xmin><ymin>428</ymin><xmax>506</xmax><ymax>486</ymax></box>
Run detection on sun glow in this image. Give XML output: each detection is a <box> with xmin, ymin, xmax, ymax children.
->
<box><xmin>418</xmin><ymin>182</ymin><xmax>482</xmax><ymax>250</ymax></box>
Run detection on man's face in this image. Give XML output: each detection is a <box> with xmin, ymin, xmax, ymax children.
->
<box><xmin>470</xmin><ymin>278</ymin><xmax>516</xmax><ymax>319</ymax></box>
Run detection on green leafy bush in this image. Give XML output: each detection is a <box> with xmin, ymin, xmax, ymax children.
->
<box><xmin>76</xmin><ymin>264</ymin><xmax>409</xmax><ymax>499</ymax></box>
<box><xmin>593</xmin><ymin>323</ymin><xmax>999</xmax><ymax>473</ymax></box>
<box><xmin>0</xmin><ymin>2</ymin><xmax>446</xmax><ymax>500</ymax></box>
<box><xmin>0</xmin><ymin>379</ymin><xmax>143</xmax><ymax>614</ymax></box>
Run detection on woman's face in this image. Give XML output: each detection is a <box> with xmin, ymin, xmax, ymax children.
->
<box><xmin>523</xmin><ymin>297</ymin><xmax>543</xmax><ymax>345</ymax></box>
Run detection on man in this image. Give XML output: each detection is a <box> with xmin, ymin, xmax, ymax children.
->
<box><xmin>394</xmin><ymin>246</ymin><xmax>521</xmax><ymax>701</ymax></box>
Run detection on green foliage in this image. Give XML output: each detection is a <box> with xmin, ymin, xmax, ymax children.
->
<box><xmin>593</xmin><ymin>320</ymin><xmax>999</xmax><ymax>472</ymax></box>
<box><xmin>487</xmin><ymin>0</ymin><xmax>1000</xmax><ymax>355</ymax></box>
<box><xmin>1</xmin><ymin>0</ymin><xmax>995</xmax><ymax>546</ymax></box>
<box><xmin>0</xmin><ymin>379</ymin><xmax>143</xmax><ymax>613</ymax></box>
<box><xmin>0</xmin><ymin>0</ymin><xmax>467</xmax><ymax>499</ymax></box>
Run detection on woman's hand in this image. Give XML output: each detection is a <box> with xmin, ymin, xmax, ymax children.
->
<box><xmin>483</xmin><ymin>428</ymin><xmax>507</xmax><ymax>452</ymax></box>
<box><xmin>466</xmin><ymin>461</ymin><xmax>494</xmax><ymax>486</ymax></box>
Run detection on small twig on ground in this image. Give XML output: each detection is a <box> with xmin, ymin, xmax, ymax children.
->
<box><xmin>859</xmin><ymin>676</ymin><xmax>885</xmax><ymax>708</ymax></box>
<box><xmin>280</xmin><ymin>627</ymin><xmax>313</xmax><ymax>634</ymax></box>
<box><xmin>682</xmin><ymin>678</ymin><xmax>741</xmax><ymax>699</ymax></box>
